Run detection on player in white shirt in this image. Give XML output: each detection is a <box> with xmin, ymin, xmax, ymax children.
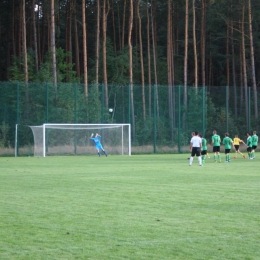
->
<box><xmin>189</xmin><ymin>131</ymin><xmax>202</xmax><ymax>166</ymax></box>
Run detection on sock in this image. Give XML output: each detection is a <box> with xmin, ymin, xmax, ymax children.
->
<box><xmin>198</xmin><ymin>156</ymin><xmax>202</xmax><ymax>165</ymax></box>
<box><xmin>214</xmin><ymin>155</ymin><xmax>216</xmax><ymax>161</ymax></box>
<box><xmin>103</xmin><ymin>150</ymin><xmax>107</xmax><ymax>156</ymax></box>
<box><xmin>98</xmin><ymin>152</ymin><xmax>100</xmax><ymax>156</ymax></box>
<box><xmin>189</xmin><ymin>157</ymin><xmax>194</xmax><ymax>165</ymax></box>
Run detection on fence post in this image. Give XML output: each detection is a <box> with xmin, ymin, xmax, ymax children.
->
<box><xmin>74</xmin><ymin>83</ymin><xmax>78</xmax><ymax>154</ymax></box>
<box><xmin>202</xmin><ymin>86</ymin><xmax>206</xmax><ymax>135</ymax></box>
<box><xmin>102</xmin><ymin>84</ymin><xmax>104</xmax><ymax>123</ymax></box>
<box><xmin>153</xmin><ymin>84</ymin><xmax>157</xmax><ymax>153</ymax></box>
<box><xmin>226</xmin><ymin>85</ymin><xmax>229</xmax><ymax>132</ymax></box>
<box><xmin>248</xmin><ymin>87</ymin><xmax>251</xmax><ymax>132</ymax></box>
<box><xmin>16</xmin><ymin>82</ymin><xmax>20</xmax><ymax>156</ymax></box>
<box><xmin>128</xmin><ymin>84</ymin><xmax>131</xmax><ymax>124</ymax></box>
<box><xmin>46</xmin><ymin>83</ymin><xmax>49</xmax><ymax>123</ymax></box>
<box><xmin>178</xmin><ymin>85</ymin><xmax>181</xmax><ymax>153</ymax></box>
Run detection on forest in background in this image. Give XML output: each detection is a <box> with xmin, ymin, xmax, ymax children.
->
<box><xmin>0</xmin><ymin>0</ymin><xmax>260</xmax><ymax>151</ymax></box>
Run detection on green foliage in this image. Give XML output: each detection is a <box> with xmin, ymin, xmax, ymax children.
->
<box><xmin>9</xmin><ymin>48</ymin><xmax>79</xmax><ymax>83</ymax></box>
<box><xmin>0</xmin><ymin>121</ymin><xmax>10</xmax><ymax>148</ymax></box>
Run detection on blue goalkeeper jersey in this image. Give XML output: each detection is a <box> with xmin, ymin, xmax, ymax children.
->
<box><xmin>91</xmin><ymin>136</ymin><xmax>103</xmax><ymax>149</ymax></box>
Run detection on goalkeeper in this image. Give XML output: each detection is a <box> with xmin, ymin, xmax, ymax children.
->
<box><xmin>90</xmin><ymin>133</ymin><xmax>107</xmax><ymax>157</ymax></box>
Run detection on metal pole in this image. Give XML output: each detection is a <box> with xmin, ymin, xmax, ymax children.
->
<box><xmin>178</xmin><ymin>85</ymin><xmax>181</xmax><ymax>153</ymax></box>
<box><xmin>226</xmin><ymin>85</ymin><xmax>228</xmax><ymax>132</ymax></box>
<box><xmin>248</xmin><ymin>87</ymin><xmax>251</xmax><ymax>132</ymax></box>
<box><xmin>16</xmin><ymin>82</ymin><xmax>20</xmax><ymax>156</ymax></box>
<box><xmin>153</xmin><ymin>84</ymin><xmax>157</xmax><ymax>153</ymax></box>
<box><xmin>102</xmin><ymin>84</ymin><xmax>104</xmax><ymax>123</ymax></box>
<box><xmin>74</xmin><ymin>83</ymin><xmax>78</xmax><ymax>154</ymax></box>
<box><xmin>202</xmin><ymin>86</ymin><xmax>206</xmax><ymax>135</ymax></box>
<box><xmin>128</xmin><ymin>84</ymin><xmax>131</xmax><ymax>124</ymax></box>
<box><xmin>46</xmin><ymin>83</ymin><xmax>49</xmax><ymax>123</ymax></box>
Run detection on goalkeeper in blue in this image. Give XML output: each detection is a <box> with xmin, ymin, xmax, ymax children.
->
<box><xmin>90</xmin><ymin>133</ymin><xmax>107</xmax><ymax>157</ymax></box>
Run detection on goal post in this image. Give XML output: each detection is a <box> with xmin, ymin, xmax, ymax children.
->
<box><xmin>15</xmin><ymin>123</ymin><xmax>131</xmax><ymax>157</ymax></box>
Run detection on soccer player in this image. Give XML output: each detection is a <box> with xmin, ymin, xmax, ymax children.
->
<box><xmin>251</xmin><ymin>131</ymin><xmax>258</xmax><ymax>159</ymax></box>
<box><xmin>233</xmin><ymin>134</ymin><xmax>246</xmax><ymax>159</ymax></box>
<box><xmin>187</xmin><ymin>132</ymin><xmax>195</xmax><ymax>160</ymax></box>
<box><xmin>246</xmin><ymin>132</ymin><xmax>253</xmax><ymax>159</ymax></box>
<box><xmin>199</xmin><ymin>134</ymin><xmax>208</xmax><ymax>164</ymax></box>
<box><xmin>90</xmin><ymin>133</ymin><xmax>107</xmax><ymax>157</ymax></box>
<box><xmin>222</xmin><ymin>133</ymin><xmax>234</xmax><ymax>162</ymax></box>
<box><xmin>189</xmin><ymin>131</ymin><xmax>202</xmax><ymax>166</ymax></box>
<box><xmin>211</xmin><ymin>130</ymin><xmax>221</xmax><ymax>162</ymax></box>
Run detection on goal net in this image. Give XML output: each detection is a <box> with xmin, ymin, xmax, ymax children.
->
<box><xmin>15</xmin><ymin>124</ymin><xmax>131</xmax><ymax>157</ymax></box>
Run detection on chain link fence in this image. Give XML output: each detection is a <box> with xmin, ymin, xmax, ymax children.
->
<box><xmin>0</xmin><ymin>82</ymin><xmax>258</xmax><ymax>156</ymax></box>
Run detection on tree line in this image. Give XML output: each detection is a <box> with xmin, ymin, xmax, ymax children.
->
<box><xmin>0</xmin><ymin>0</ymin><xmax>259</xmax><ymax>132</ymax></box>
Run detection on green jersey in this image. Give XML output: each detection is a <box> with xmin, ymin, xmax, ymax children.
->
<box><xmin>247</xmin><ymin>136</ymin><xmax>252</xmax><ymax>147</ymax></box>
<box><xmin>201</xmin><ymin>138</ymin><xmax>207</xmax><ymax>151</ymax></box>
<box><xmin>223</xmin><ymin>137</ymin><xmax>233</xmax><ymax>149</ymax></box>
<box><xmin>251</xmin><ymin>135</ymin><xmax>258</xmax><ymax>146</ymax></box>
<box><xmin>212</xmin><ymin>134</ymin><xmax>221</xmax><ymax>146</ymax></box>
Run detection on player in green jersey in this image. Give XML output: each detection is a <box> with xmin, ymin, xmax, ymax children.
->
<box><xmin>251</xmin><ymin>131</ymin><xmax>258</xmax><ymax>159</ymax></box>
<box><xmin>211</xmin><ymin>130</ymin><xmax>221</xmax><ymax>162</ymax></box>
<box><xmin>199</xmin><ymin>134</ymin><xmax>209</xmax><ymax>164</ymax></box>
<box><xmin>222</xmin><ymin>133</ymin><xmax>234</xmax><ymax>162</ymax></box>
<box><xmin>246</xmin><ymin>132</ymin><xmax>253</xmax><ymax>159</ymax></box>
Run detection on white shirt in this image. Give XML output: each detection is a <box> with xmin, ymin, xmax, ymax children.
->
<box><xmin>190</xmin><ymin>136</ymin><xmax>202</xmax><ymax>147</ymax></box>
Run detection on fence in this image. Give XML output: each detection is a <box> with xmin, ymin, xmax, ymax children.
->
<box><xmin>0</xmin><ymin>82</ymin><xmax>258</xmax><ymax>156</ymax></box>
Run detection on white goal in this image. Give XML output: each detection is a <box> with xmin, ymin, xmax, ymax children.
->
<box><xmin>15</xmin><ymin>123</ymin><xmax>131</xmax><ymax>157</ymax></box>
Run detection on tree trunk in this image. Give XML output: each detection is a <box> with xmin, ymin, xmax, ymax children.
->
<box><xmin>122</xmin><ymin>0</ymin><xmax>126</xmax><ymax>49</ymax></box>
<box><xmin>95</xmin><ymin>0</ymin><xmax>100</xmax><ymax>86</ymax></box>
<box><xmin>183</xmin><ymin>0</ymin><xmax>189</xmax><ymax>126</ymax></box>
<box><xmin>82</xmin><ymin>0</ymin><xmax>88</xmax><ymax>97</ymax></box>
<box><xmin>241</xmin><ymin>4</ymin><xmax>248</xmax><ymax>129</ymax></box>
<box><xmin>128</xmin><ymin>0</ymin><xmax>135</xmax><ymax>138</ymax></box>
<box><xmin>102</xmin><ymin>0</ymin><xmax>109</xmax><ymax>107</ymax></box>
<box><xmin>32</xmin><ymin>0</ymin><xmax>39</xmax><ymax>72</ymax></box>
<box><xmin>248</xmin><ymin>0</ymin><xmax>258</xmax><ymax>125</ymax></box>
<box><xmin>151</xmin><ymin>2</ymin><xmax>159</xmax><ymax>118</ymax></box>
<box><xmin>137</xmin><ymin>0</ymin><xmax>146</xmax><ymax>121</ymax></box>
<box><xmin>200</xmin><ymin>0</ymin><xmax>206</xmax><ymax>87</ymax></box>
<box><xmin>22</xmin><ymin>0</ymin><xmax>29</xmax><ymax>122</ymax></box>
<box><xmin>51</xmin><ymin>0</ymin><xmax>57</xmax><ymax>91</ymax></box>
<box><xmin>192</xmin><ymin>0</ymin><xmax>198</xmax><ymax>88</ymax></box>
<box><xmin>231</xmin><ymin>21</ymin><xmax>237</xmax><ymax>117</ymax></box>
<box><xmin>111</xmin><ymin>1</ymin><xmax>117</xmax><ymax>54</ymax></box>
<box><xmin>167</xmin><ymin>0</ymin><xmax>174</xmax><ymax>141</ymax></box>
<box><xmin>22</xmin><ymin>0</ymin><xmax>28</xmax><ymax>83</ymax></box>
<box><xmin>146</xmin><ymin>0</ymin><xmax>152</xmax><ymax>117</ymax></box>
<box><xmin>12</xmin><ymin>0</ymin><xmax>16</xmax><ymax>57</ymax></box>
<box><xmin>73</xmin><ymin>0</ymin><xmax>80</xmax><ymax>78</ymax></box>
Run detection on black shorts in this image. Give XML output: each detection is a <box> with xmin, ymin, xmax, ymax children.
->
<box><xmin>247</xmin><ymin>147</ymin><xmax>252</xmax><ymax>152</ymax></box>
<box><xmin>201</xmin><ymin>150</ymin><xmax>207</xmax><ymax>155</ymax></box>
<box><xmin>234</xmin><ymin>145</ymin><xmax>240</xmax><ymax>151</ymax></box>
<box><xmin>213</xmin><ymin>146</ymin><xmax>220</xmax><ymax>153</ymax></box>
<box><xmin>191</xmin><ymin>147</ymin><xmax>201</xmax><ymax>157</ymax></box>
<box><xmin>225</xmin><ymin>149</ymin><xmax>231</xmax><ymax>154</ymax></box>
<box><xmin>252</xmin><ymin>145</ymin><xmax>257</xmax><ymax>150</ymax></box>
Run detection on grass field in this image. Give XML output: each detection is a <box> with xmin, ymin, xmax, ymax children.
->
<box><xmin>0</xmin><ymin>154</ymin><xmax>259</xmax><ymax>260</ymax></box>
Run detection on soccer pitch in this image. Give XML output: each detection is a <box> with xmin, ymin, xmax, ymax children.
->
<box><xmin>0</xmin><ymin>154</ymin><xmax>259</xmax><ymax>260</ymax></box>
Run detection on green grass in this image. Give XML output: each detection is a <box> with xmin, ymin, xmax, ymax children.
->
<box><xmin>0</xmin><ymin>154</ymin><xmax>259</xmax><ymax>260</ymax></box>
